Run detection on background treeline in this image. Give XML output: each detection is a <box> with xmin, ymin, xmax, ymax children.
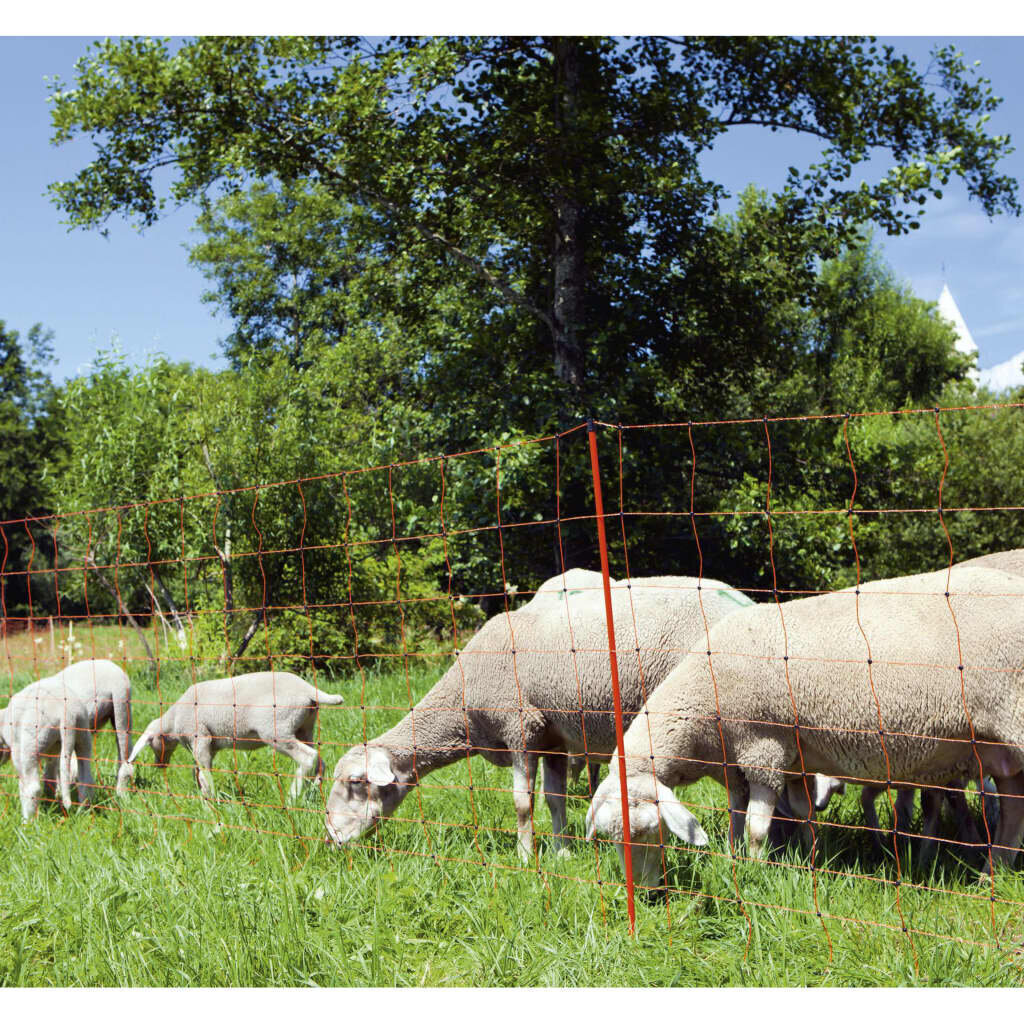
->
<box><xmin>3</xmin><ymin>37</ymin><xmax>1023</xmax><ymax>670</ymax></box>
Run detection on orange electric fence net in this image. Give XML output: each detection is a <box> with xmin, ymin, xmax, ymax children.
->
<box><xmin>2</xmin><ymin>405</ymin><xmax>1024</xmax><ymax>975</ymax></box>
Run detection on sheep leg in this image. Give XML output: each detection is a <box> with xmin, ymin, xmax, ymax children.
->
<box><xmin>15</xmin><ymin>748</ymin><xmax>42</xmax><ymax>821</ymax></box>
<box><xmin>861</xmin><ymin>786</ymin><xmax>884</xmax><ymax>852</ymax></box>
<box><xmin>587</xmin><ymin>761</ymin><xmax>601</xmax><ymax>797</ymax></box>
<box><xmin>74</xmin><ymin>729</ymin><xmax>95</xmax><ymax>810</ymax></box>
<box><xmin>945</xmin><ymin>779</ymin><xmax>984</xmax><ymax>850</ymax></box>
<box><xmin>991</xmin><ymin>772</ymin><xmax>1024</xmax><ymax>868</ymax></box>
<box><xmin>916</xmin><ymin>787</ymin><xmax>941</xmax><ymax>869</ymax></box>
<box><xmin>270</xmin><ymin>738</ymin><xmax>320</xmax><ymax>801</ymax></box>
<box><xmin>726</xmin><ymin>768</ymin><xmax>749</xmax><ymax>855</ymax></box>
<box><xmin>192</xmin><ymin>740</ymin><xmax>217</xmax><ymax>800</ymax></box>
<box><xmin>784</xmin><ymin>778</ymin><xmax>818</xmax><ymax>856</ymax></box>
<box><xmin>59</xmin><ymin>721</ymin><xmax>76</xmax><ymax>813</ymax></box>
<box><xmin>541</xmin><ymin>753</ymin><xmax>570</xmax><ymax>856</ymax></box>
<box><xmin>112</xmin><ymin>694</ymin><xmax>133</xmax><ymax>792</ymax></box>
<box><xmin>42</xmin><ymin>751</ymin><xmax>59</xmax><ymax>802</ymax></box>
<box><xmin>511</xmin><ymin>753</ymin><xmax>538</xmax><ymax>862</ymax></box>
<box><xmin>892</xmin><ymin>788</ymin><xmax>917</xmax><ymax>843</ymax></box>
<box><xmin>746</xmin><ymin>782</ymin><xmax>778</xmax><ymax>860</ymax></box>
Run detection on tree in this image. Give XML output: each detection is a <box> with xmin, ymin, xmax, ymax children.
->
<box><xmin>49</xmin><ymin>36</ymin><xmax>1018</xmax><ymax>413</ymax></box>
<box><xmin>44</xmin><ymin>36</ymin><xmax>1023</xmax><ymax>643</ymax></box>
<box><xmin>0</xmin><ymin>321</ymin><xmax>65</xmax><ymax>620</ymax></box>
<box><xmin>189</xmin><ymin>180</ymin><xmax>367</xmax><ymax>367</ymax></box>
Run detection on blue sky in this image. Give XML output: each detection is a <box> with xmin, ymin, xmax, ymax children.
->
<box><xmin>2</xmin><ymin>34</ymin><xmax>1023</xmax><ymax>382</ymax></box>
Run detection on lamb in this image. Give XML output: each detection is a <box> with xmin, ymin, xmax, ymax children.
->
<box><xmin>118</xmin><ymin>671</ymin><xmax>344</xmax><ymax>799</ymax></box>
<box><xmin>0</xmin><ymin>677</ymin><xmax>96</xmax><ymax>820</ymax></box>
<box><xmin>585</xmin><ymin>566</ymin><xmax>1024</xmax><ymax>888</ymax></box>
<box><xmin>35</xmin><ymin>659</ymin><xmax>133</xmax><ymax>795</ymax></box>
<box><xmin>325</xmin><ymin>568</ymin><xmax>754</xmax><ymax>859</ymax></box>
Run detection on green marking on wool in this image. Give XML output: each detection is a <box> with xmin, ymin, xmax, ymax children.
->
<box><xmin>718</xmin><ymin>588</ymin><xmax>754</xmax><ymax>606</ymax></box>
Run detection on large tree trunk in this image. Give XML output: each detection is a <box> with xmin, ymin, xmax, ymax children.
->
<box><xmin>551</xmin><ymin>36</ymin><xmax>586</xmax><ymax>392</ymax></box>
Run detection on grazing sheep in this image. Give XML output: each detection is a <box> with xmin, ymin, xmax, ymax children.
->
<box><xmin>0</xmin><ymin>678</ymin><xmax>95</xmax><ymax>820</ymax></box>
<box><xmin>119</xmin><ymin>672</ymin><xmax>344</xmax><ymax>800</ymax></box>
<box><xmin>37</xmin><ymin>659</ymin><xmax>133</xmax><ymax>795</ymax></box>
<box><xmin>586</xmin><ymin>566</ymin><xmax>1024</xmax><ymax>888</ymax></box>
<box><xmin>805</xmin><ymin>551</ymin><xmax>1022</xmax><ymax>861</ymax></box>
<box><xmin>326</xmin><ymin>569</ymin><xmax>753</xmax><ymax>859</ymax></box>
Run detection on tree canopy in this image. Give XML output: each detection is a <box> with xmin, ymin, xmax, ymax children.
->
<box><xmin>19</xmin><ymin>35</ymin><xmax>1024</xmax><ymax>668</ymax></box>
<box><xmin>50</xmin><ymin>36</ymin><xmax>1018</xmax><ymax>411</ymax></box>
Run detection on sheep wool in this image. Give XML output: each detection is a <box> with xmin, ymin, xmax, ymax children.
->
<box><xmin>326</xmin><ymin>570</ymin><xmax>753</xmax><ymax>858</ymax></box>
<box><xmin>588</xmin><ymin>565</ymin><xmax>1024</xmax><ymax>885</ymax></box>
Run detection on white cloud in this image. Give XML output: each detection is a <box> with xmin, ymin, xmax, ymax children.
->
<box><xmin>980</xmin><ymin>350</ymin><xmax>1024</xmax><ymax>392</ymax></box>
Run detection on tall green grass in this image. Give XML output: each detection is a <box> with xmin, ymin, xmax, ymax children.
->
<box><xmin>1</xmin><ymin>661</ymin><xmax>1022</xmax><ymax>986</ymax></box>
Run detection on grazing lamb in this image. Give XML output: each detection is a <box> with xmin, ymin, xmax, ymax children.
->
<box><xmin>0</xmin><ymin>678</ymin><xmax>95</xmax><ymax>820</ymax></box>
<box><xmin>36</xmin><ymin>659</ymin><xmax>133</xmax><ymax>795</ymax></box>
<box><xmin>586</xmin><ymin>566</ymin><xmax>1024</xmax><ymax>888</ymax></box>
<box><xmin>326</xmin><ymin>569</ymin><xmax>754</xmax><ymax>859</ymax></box>
<box><xmin>118</xmin><ymin>672</ymin><xmax>344</xmax><ymax>799</ymax></box>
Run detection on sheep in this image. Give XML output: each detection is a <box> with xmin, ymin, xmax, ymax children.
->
<box><xmin>804</xmin><ymin>550</ymin><xmax>1024</xmax><ymax>862</ymax></box>
<box><xmin>0</xmin><ymin>677</ymin><xmax>96</xmax><ymax>820</ymax></box>
<box><xmin>585</xmin><ymin>566</ymin><xmax>1024</xmax><ymax>889</ymax></box>
<box><xmin>34</xmin><ymin>659</ymin><xmax>133</xmax><ymax>796</ymax></box>
<box><xmin>325</xmin><ymin>569</ymin><xmax>754</xmax><ymax>860</ymax></box>
<box><xmin>118</xmin><ymin>671</ymin><xmax>344</xmax><ymax>800</ymax></box>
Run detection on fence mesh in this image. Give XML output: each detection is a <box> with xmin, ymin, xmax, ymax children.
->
<box><xmin>2</xmin><ymin>405</ymin><xmax>1024</xmax><ymax>975</ymax></box>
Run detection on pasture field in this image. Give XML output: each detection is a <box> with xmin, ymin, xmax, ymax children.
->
<box><xmin>1</xmin><ymin>653</ymin><xmax>1023</xmax><ymax>986</ymax></box>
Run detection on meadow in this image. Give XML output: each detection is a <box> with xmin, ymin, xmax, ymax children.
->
<box><xmin>1</xmin><ymin>628</ymin><xmax>1023</xmax><ymax>986</ymax></box>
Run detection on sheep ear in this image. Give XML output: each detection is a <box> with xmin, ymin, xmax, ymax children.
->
<box><xmin>584</xmin><ymin>796</ymin><xmax>600</xmax><ymax>841</ymax></box>
<box><xmin>656</xmin><ymin>782</ymin><xmax>708</xmax><ymax>847</ymax></box>
<box><xmin>585</xmin><ymin>789</ymin><xmax>620</xmax><ymax>841</ymax></box>
<box><xmin>366</xmin><ymin>750</ymin><xmax>396</xmax><ymax>787</ymax></box>
<box><xmin>812</xmin><ymin>774</ymin><xmax>845</xmax><ymax>811</ymax></box>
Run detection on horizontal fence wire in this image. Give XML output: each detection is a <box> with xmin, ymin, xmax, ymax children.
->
<box><xmin>2</xmin><ymin>402</ymin><xmax>1024</xmax><ymax>978</ymax></box>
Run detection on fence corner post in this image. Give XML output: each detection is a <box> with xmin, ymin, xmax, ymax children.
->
<box><xmin>586</xmin><ymin>417</ymin><xmax>637</xmax><ymax>935</ymax></box>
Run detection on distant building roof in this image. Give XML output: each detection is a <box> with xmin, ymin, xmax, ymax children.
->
<box><xmin>937</xmin><ymin>284</ymin><xmax>978</xmax><ymax>357</ymax></box>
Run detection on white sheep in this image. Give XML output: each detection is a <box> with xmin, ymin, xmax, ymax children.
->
<box><xmin>325</xmin><ymin>569</ymin><xmax>754</xmax><ymax>859</ymax></box>
<box><xmin>0</xmin><ymin>678</ymin><xmax>95</xmax><ymax>820</ymax></box>
<box><xmin>118</xmin><ymin>671</ymin><xmax>344</xmax><ymax>800</ymax></box>
<box><xmin>36</xmin><ymin>659</ymin><xmax>133</xmax><ymax>795</ymax></box>
<box><xmin>586</xmin><ymin>566</ymin><xmax>1024</xmax><ymax>888</ymax></box>
<box><xmin>805</xmin><ymin>550</ymin><xmax>1023</xmax><ymax>861</ymax></box>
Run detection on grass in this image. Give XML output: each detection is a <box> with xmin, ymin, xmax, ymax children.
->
<box><xmin>1</xmin><ymin>645</ymin><xmax>1023</xmax><ymax>986</ymax></box>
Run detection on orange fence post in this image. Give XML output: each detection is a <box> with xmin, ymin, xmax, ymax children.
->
<box><xmin>586</xmin><ymin>418</ymin><xmax>636</xmax><ymax>935</ymax></box>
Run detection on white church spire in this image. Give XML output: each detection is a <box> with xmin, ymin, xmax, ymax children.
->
<box><xmin>937</xmin><ymin>283</ymin><xmax>978</xmax><ymax>359</ymax></box>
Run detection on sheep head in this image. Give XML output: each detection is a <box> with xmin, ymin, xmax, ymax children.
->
<box><xmin>585</xmin><ymin>771</ymin><xmax>708</xmax><ymax>890</ymax></box>
<box><xmin>125</xmin><ymin>720</ymin><xmax>179</xmax><ymax>772</ymax></box>
<box><xmin>325</xmin><ymin>744</ymin><xmax>409</xmax><ymax>846</ymax></box>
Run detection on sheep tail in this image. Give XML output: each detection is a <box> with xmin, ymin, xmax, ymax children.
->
<box><xmin>311</xmin><ymin>688</ymin><xmax>345</xmax><ymax>706</ymax></box>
